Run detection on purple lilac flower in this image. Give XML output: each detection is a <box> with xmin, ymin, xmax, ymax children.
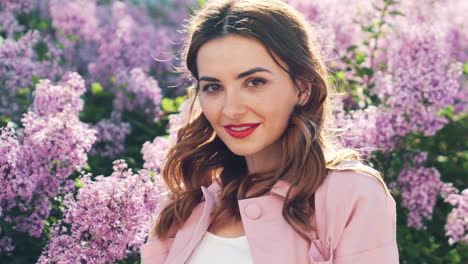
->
<box><xmin>373</xmin><ymin>24</ymin><xmax>462</xmax><ymax>136</ymax></box>
<box><xmin>0</xmin><ymin>73</ymin><xmax>96</xmax><ymax>251</ymax></box>
<box><xmin>87</xmin><ymin>1</ymin><xmax>172</xmax><ymax>84</ymax></box>
<box><xmin>30</xmin><ymin>72</ymin><xmax>86</xmax><ymax>116</ymax></box>
<box><xmin>0</xmin><ymin>0</ymin><xmax>35</xmax><ymax>13</ymax></box>
<box><xmin>394</xmin><ymin>0</ymin><xmax>468</xmax><ymax>63</ymax></box>
<box><xmin>113</xmin><ymin>67</ymin><xmax>164</xmax><ymax>118</ymax></box>
<box><xmin>444</xmin><ymin>189</ymin><xmax>468</xmax><ymax>245</ymax></box>
<box><xmin>335</xmin><ymin>103</ymin><xmax>409</xmax><ymax>152</ymax></box>
<box><xmin>0</xmin><ymin>235</ymin><xmax>14</xmax><ymax>256</ymax></box>
<box><xmin>335</xmin><ymin>105</ymin><xmax>380</xmax><ymax>154</ymax></box>
<box><xmin>47</xmin><ymin>0</ymin><xmax>100</xmax><ymax>73</ymax></box>
<box><xmin>397</xmin><ymin>152</ymin><xmax>443</xmax><ymax>230</ymax></box>
<box><xmin>141</xmin><ymin>97</ymin><xmax>193</xmax><ymax>172</ymax></box>
<box><xmin>90</xmin><ymin>118</ymin><xmax>131</xmax><ymax>158</ymax></box>
<box><xmin>0</xmin><ymin>29</ymin><xmax>65</xmax><ymax>118</ymax></box>
<box><xmin>141</xmin><ymin>137</ymin><xmax>171</xmax><ymax>173</ymax></box>
<box><xmin>49</xmin><ymin>0</ymin><xmax>99</xmax><ymax>41</ymax></box>
<box><xmin>375</xmin><ymin>2</ymin><xmax>467</xmax><ymax>115</ymax></box>
<box><xmin>287</xmin><ymin>0</ymin><xmax>374</xmax><ymax>71</ymax></box>
<box><xmin>168</xmin><ymin>98</ymin><xmax>194</xmax><ymax>143</ymax></box>
<box><xmin>440</xmin><ymin>182</ymin><xmax>460</xmax><ymax>200</ymax></box>
<box><xmin>37</xmin><ymin>160</ymin><xmax>160</xmax><ymax>264</ymax></box>
<box><xmin>0</xmin><ymin>11</ymin><xmax>25</xmax><ymax>38</ymax></box>
<box><xmin>0</xmin><ymin>30</ymin><xmax>41</xmax><ymax>116</ymax></box>
<box><xmin>339</xmin><ymin>22</ymin><xmax>464</xmax><ymax>152</ymax></box>
<box><xmin>0</xmin><ymin>127</ymin><xmax>26</xmax><ymax>213</ymax></box>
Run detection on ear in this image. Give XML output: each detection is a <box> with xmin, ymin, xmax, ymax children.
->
<box><xmin>296</xmin><ymin>79</ymin><xmax>312</xmax><ymax>105</ymax></box>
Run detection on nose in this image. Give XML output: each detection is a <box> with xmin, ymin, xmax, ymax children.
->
<box><xmin>222</xmin><ymin>88</ymin><xmax>247</xmax><ymax>120</ymax></box>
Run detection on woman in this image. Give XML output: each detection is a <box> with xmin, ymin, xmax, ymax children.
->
<box><xmin>140</xmin><ymin>0</ymin><xmax>399</xmax><ymax>263</ymax></box>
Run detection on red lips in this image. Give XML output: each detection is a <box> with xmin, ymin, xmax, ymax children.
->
<box><xmin>223</xmin><ymin>123</ymin><xmax>260</xmax><ymax>138</ymax></box>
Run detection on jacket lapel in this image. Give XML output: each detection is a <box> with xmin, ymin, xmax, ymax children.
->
<box><xmin>164</xmin><ymin>181</ymin><xmax>222</xmax><ymax>264</ymax></box>
<box><xmin>164</xmin><ymin>179</ymin><xmax>295</xmax><ymax>264</ymax></box>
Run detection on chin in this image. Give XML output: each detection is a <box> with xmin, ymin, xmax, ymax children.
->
<box><xmin>224</xmin><ymin>143</ymin><xmax>260</xmax><ymax>157</ymax></box>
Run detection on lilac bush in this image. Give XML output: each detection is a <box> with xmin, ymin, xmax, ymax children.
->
<box><xmin>47</xmin><ymin>0</ymin><xmax>184</xmax><ymax>124</ymax></box>
<box><xmin>0</xmin><ymin>0</ymin><xmax>466</xmax><ymax>262</ymax></box>
<box><xmin>141</xmin><ymin>97</ymin><xmax>193</xmax><ymax>172</ymax></box>
<box><xmin>443</xmin><ymin>189</ymin><xmax>468</xmax><ymax>245</ymax></box>
<box><xmin>112</xmin><ymin>67</ymin><xmax>164</xmax><ymax>119</ymax></box>
<box><xmin>37</xmin><ymin>160</ymin><xmax>161</xmax><ymax>264</ymax></box>
<box><xmin>0</xmin><ymin>29</ymin><xmax>64</xmax><ymax>119</ymax></box>
<box><xmin>294</xmin><ymin>0</ymin><xmax>467</xmax><ymax>250</ymax></box>
<box><xmin>87</xmin><ymin>1</ymin><xmax>172</xmax><ymax>83</ymax></box>
<box><xmin>338</xmin><ymin>23</ymin><xmax>463</xmax><ymax>152</ymax></box>
<box><xmin>0</xmin><ymin>10</ymin><xmax>25</xmax><ymax>37</ymax></box>
<box><xmin>287</xmin><ymin>0</ymin><xmax>373</xmax><ymax>68</ymax></box>
<box><xmin>89</xmin><ymin>117</ymin><xmax>131</xmax><ymax>158</ymax></box>
<box><xmin>0</xmin><ymin>0</ymin><xmax>36</xmax><ymax>14</ymax></box>
<box><xmin>49</xmin><ymin>0</ymin><xmax>99</xmax><ymax>42</ymax></box>
<box><xmin>0</xmin><ymin>73</ymin><xmax>96</xmax><ymax>254</ymax></box>
<box><xmin>395</xmin><ymin>153</ymin><xmax>443</xmax><ymax>229</ymax></box>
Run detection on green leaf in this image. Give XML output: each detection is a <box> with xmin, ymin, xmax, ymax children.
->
<box><xmin>436</xmin><ymin>155</ymin><xmax>448</xmax><ymax>163</ymax></box>
<box><xmin>117</xmin><ymin>82</ymin><xmax>129</xmax><ymax>91</ymax></box>
<box><xmin>355</xmin><ymin>67</ymin><xmax>373</xmax><ymax>77</ymax></box>
<box><xmin>37</xmin><ymin>20</ymin><xmax>49</xmax><ymax>30</ymax></box>
<box><xmin>371</xmin><ymin>3</ymin><xmax>382</xmax><ymax>11</ymax></box>
<box><xmin>447</xmin><ymin>248</ymin><xmax>461</xmax><ymax>263</ymax></box>
<box><xmin>436</xmin><ymin>105</ymin><xmax>454</xmax><ymax>118</ymax></box>
<box><xmin>32</xmin><ymin>75</ymin><xmax>41</xmax><ymax>85</ymax></box>
<box><xmin>174</xmin><ymin>96</ymin><xmax>188</xmax><ymax>109</ymax></box>
<box><xmin>67</xmin><ymin>34</ymin><xmax>79</xmax><ymax>41</ymax></box>
<box><xmin>355</xmin><ymin>53</ymin><xmax>367</xmax><ymax>64</ymax></box>
<box><xmin>17</xmin><ymin>88</ymin><xmax>29</xmax><ymax>95</ymax></box>
<box><xmin>463</xmin><ymin>62</ymin><xmax>468</xmax><ymax>75</ymax></box>
<box><xmin>75</xmin><ymin>178</ymin><xmax>84</xmax><ymax>188</ymax></box>
<box><xmin>2</xmin><ymin>116</ymin><xmax>11</xmax><ymax>123</ymax></box>
<box><xmin>34</xmin><ymin>41</ymin><xmax>49</xmax><ymax>61</ymax></box>
<box><xmin>335</xmin><ymin>71</ymin><xmax>346</xmax><ymax>80</ymax></box>
<box><xmin>362</xmin><ymin>24</ymin><xmax>375</xmax><ymax>33</ymax></box>
<box><xmin>161</xmin><ymin>98</ymin><xmax>177</xmax><ymax>112</ymax></box>
<box><xmin>346</xmin><ymin>45</ymin><xmax>358</xmax><ymax>52</ymax></box>
<box><xmin>389</xmin><ymin>11</ymin><xmax>405</xmax><ymax>16</ymax></box>
<box><xmin>91</xmin><ymin>82</ymin><xmax>104</xmax><ymax>95</ymax></box>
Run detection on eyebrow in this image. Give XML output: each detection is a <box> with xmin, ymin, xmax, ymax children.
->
<box><xmin>199</xmin><ymin>67</ymin><xmax>272</xmax><ymax>82</ymax></box>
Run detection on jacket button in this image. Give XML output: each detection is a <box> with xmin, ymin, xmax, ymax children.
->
<box><xmin>245</xmin><ymin>204</ymin><xmax>261</xmax><ymax>220</ymax></box>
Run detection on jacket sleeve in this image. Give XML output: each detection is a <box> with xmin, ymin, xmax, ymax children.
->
<box><xmin>309</xmin><ymin>168</ymin><xmax>399</xmax><ymax>264</ymax></box>
<box><xmin>139</xmin><ymin>195</ymin><xmax>175</xmax><ymax>264</ymax></box>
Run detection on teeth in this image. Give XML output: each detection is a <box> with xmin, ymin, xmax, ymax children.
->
<box><xmin>230</xmin><ymin>126</ymin><xmax>254</xmax><ymax>131</ymax></box>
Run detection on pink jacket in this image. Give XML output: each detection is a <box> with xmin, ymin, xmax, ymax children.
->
<box><xmin>140</xmin><ymin>161</ymin><xmax>399</xmax><ymax>263</ymax></box>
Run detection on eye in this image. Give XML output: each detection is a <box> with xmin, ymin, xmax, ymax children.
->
<box><xmin>202</xmin><ymin>84</ymin><xmax>221</xmax><ymax>93</ymax></box>
<box><xmin>247</xmin><ymin>78</ymin><xmax>267</xmax><ymax>87</ymax></box>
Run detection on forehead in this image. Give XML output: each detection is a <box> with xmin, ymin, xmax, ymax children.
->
<box><xmin>196</xmin><ymin>34</ymin><xmax>286</xmax><ymax>77</ymax></box>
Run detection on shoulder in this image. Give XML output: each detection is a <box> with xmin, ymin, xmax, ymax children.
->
<box><xmin>319</xmin><ymin>160</ymin><xmax>389</xmax><ymax>200</ymax></box>
<box><xmin>313</xmin><ymin>160</ymin><xmax>395</xmax><ymax>232</ymax></box>
<box><xmin>313</xmin><ymin>161</ymin><xmax>399</xmax><ymax>260</ymax></box>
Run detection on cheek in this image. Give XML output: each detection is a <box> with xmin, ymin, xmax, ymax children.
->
<box><xmin>265</xmin><ymin>98</ymin><xmax>296</xmax><ymax>128</ymax></box>
<box><xmin>199</xmin><ymin>96</ymin><xmax>219</xmax><ymax>124</ymax></box>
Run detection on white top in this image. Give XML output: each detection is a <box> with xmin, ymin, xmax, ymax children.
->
<box><xmin>186</xmin><ymin>231</ymin><xmax>254</xmax><ymax>264</ymax></box>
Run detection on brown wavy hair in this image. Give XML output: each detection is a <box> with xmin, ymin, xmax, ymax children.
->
<box><xmin>150</xmin><ymin>0</ymin><xmax>384</xmax><ymax>244</ymax></box>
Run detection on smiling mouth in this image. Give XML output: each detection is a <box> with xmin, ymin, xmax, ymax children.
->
<box><xmin>223</xmin><ymin>124</ymin><xmax>260</xmax><ymax>138</ymax></box>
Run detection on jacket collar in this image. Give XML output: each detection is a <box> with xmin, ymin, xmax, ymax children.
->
<box><xmin>203</xmin><ymin>178</ymin><xmax>291</xmax><ymax>199</ymax></box>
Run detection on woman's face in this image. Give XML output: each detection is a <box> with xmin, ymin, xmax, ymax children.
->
<box><xmin>197</xmin><ymin>34</ymin><xmax>301</xmax><ymax>157</ymax></box>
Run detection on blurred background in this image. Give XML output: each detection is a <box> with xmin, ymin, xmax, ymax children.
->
<box><xmin>0</xmin><ymin>0</ymin><xmax>466</xmax><ymax>263</ymax></box>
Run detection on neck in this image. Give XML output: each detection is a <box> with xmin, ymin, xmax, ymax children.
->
<box><xmin>244</xmin><ymin>141</ymin><xmax>282</xmax><ymax>175</ymax></box>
